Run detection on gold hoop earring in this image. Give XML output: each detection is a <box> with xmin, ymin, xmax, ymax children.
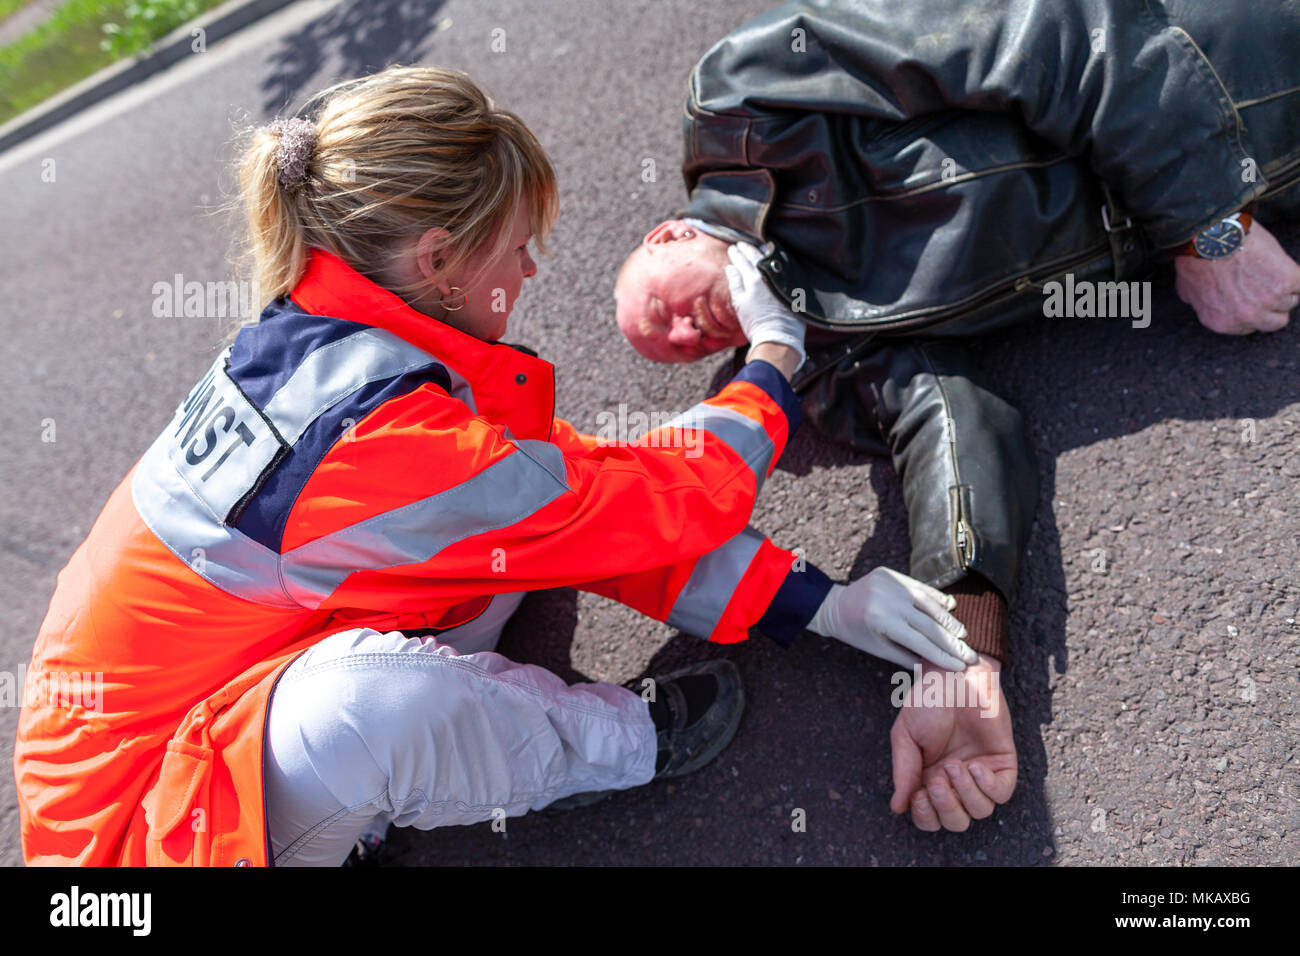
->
<box><xmin>440</xmin><ymin>286</ymin><xmax>467</xmax><ymax>312</ymax></box>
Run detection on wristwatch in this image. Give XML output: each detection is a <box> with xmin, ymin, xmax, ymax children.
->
<box><xmin>1178</xmin><ymin>204</ymin><xmax>1255</xmax><ymax>259</ymax></box>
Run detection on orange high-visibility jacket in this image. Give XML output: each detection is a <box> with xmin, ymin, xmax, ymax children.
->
<box><xmin>14</xmin><ymin>248</ymin><xmax>832</xmax><ymax>866</ymax></box>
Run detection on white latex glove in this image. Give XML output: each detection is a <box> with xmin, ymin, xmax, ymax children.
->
<box><xmin>807</xmin><ymin>567</ymin><xmax>978</xmax><ymax>671</ymax></box>
<box><xmin>724</xmin><ymin>242</ymin><xmax>806</xmax><ymax>366</ymax></box>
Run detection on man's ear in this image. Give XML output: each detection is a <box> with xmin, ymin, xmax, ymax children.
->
<box><xmin>414</xmin><ymin>225</ymin><xmax>456</xmax><ymax>294</ymax></box>
<box><xmin>643</xmin><ymin>219</ymin><xmax>691</xmax><ymax>246</ymax></box>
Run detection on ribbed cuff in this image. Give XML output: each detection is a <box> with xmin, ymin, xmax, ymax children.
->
<box><xmin>943</xmin><ymin>572</ymin><xmax>1009</xmax><ymax>664</ymax></box>
<box><xmin>754</xmin><ymin>561</ymin><xmax>834</xmax><ymax>648</ymax></box>
<box><xmin>730</xmin><ymin>359</ymin><xmax>802</xmax><ymax>435</ymax></box>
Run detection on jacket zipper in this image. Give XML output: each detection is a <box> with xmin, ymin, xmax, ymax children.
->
<box><xmin>259</xmin><ymin>650</ymin><xmax>310</xmax><ymax>868</ymax></box>
<box><xmin>789</xmin><ymin>243</ymin><xmax>1112</xmax><ymax>395</ymax></box>
<box><xmin>791</xmin><ymin>242</ymin><xmax>1112</xmax><ymax>335</ymax></box>
<box><xmin>786</xmin><ymin>148</ymin><xmax>1300</xmax><ymax>338</ymax></box>
<box><xmin>946</xmin><ymin>456</ymin><xmax>976</xmax><ymax>572</ymax></box>
<box><xmin>954</xmin><ymin>515</ymin><xmax>975</xmax><ymax>567</ymax></box>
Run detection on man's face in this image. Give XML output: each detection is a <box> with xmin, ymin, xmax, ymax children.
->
<box><xmin>615</xmin><ymin>220</ymin><xmax>748</xmax><ymax>363</ymax></box>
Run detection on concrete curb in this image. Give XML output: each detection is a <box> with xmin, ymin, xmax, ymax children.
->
<box><xmin>0</xmin><ymin>0</ymin><xmax>297</xmax><ymax>155</ymax></box>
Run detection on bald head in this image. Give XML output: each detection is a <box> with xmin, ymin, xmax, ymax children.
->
<box><xmin>614</xmin><ymin>220</ymin><xmax>748</xmax><ymax>363</ymax></box>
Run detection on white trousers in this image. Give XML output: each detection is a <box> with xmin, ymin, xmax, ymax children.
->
<box><xmin>263</xmin><ymin>592</ymin><xmax>657</xmax><ymax>866</ymax></box>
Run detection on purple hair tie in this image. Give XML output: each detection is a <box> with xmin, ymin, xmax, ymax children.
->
<box><xmin>268</xmin><ymin>117</ymin><xmax>317</xmax><ymax>194</ymax></box>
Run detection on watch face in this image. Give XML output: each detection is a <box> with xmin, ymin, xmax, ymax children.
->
<box><xmin>1193</xmin><ymin>219</ymin><xmax>1245</xmax><ymax>259</ymax></box>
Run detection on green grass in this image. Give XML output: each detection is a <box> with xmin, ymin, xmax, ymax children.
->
<box><xmin>0</xmin><ymin>0</ymin><xmax>42</xmax><ymax>26</ymax></box>
<box><xmin>0</xmin><ymin>0</ymin><xmax>227</xmax><ymax>126</ymax></box>
<box><xmin>0</xmin><ymin>0</ymin><xmax>36</xmax><ymax>25</ymax></box>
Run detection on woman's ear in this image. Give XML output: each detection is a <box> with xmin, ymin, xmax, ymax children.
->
<box><xmin>414</xmin><ymin>225</ymin><xmax>455</xmax><ymax>294</ymax></box>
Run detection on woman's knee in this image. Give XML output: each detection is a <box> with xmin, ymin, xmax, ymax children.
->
<box><xmin>268</xmin><ymin>628</ymin><xmax>458</xmax><ymax>809</ymax></box>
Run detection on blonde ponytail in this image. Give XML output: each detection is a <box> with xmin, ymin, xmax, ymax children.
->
<box><xmin>238</xmin><ymin>124</ymin><xmax>310</xmax><ymax>305</ymax></box>
<box><xmin>232</xmin><ymin>66</ymin><xmax>558</xmax><ymax>324</ymax></box>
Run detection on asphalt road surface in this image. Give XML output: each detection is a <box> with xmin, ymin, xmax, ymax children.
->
<box><xmin>1</xmin><ymin>0</ymin><xmax>1296</xmax><ymax>867</ymax></box>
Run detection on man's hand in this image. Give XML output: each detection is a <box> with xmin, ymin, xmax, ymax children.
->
<box><xmin>1175</xmin><ymin>219</ymin><xmax>1300</xmax><ymax>334</ymax></box>
<box><xmin>889</xmin><ymin>654</ymin><xmax>1016</xmax><ymax>832</ymax></box>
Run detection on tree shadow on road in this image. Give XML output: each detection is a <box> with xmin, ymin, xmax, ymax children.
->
<box><xmin>258</xmin><ymin>0</ymin><xmax>448</xmax><ymax>116</ymax></box>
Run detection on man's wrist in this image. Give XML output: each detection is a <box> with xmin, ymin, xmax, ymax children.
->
<box><xmin>1176</xmin><ymin>202</ymin><xmax>1256</xmax><ymax>259</ymax></box>
<box><xmin>942</xmin><ymin>572</ymin><xmax>1009</xmax><ymax>664</ymax></box>
<box><xmin>747</xmin><ymin>342</ymin><xmax>803</xmax><ymax>379</ymax></box>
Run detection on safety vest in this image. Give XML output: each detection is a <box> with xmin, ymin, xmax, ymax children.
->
<box><xmin>14</xmin><ymin>248</ymin><xmax>825</xmax><ymax>865</ymax></box>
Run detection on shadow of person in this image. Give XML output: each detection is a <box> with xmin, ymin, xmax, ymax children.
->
<box><xmin>259</xmin><ymin>0</ymin><xmax>449</xmax><ymax>115</ymax></box>
<box><xmin>492</xmin><ymin>586</ymin><xmax>587</xmax><ymax>685</ymax></box>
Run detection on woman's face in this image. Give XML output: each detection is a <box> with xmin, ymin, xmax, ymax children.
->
<box><xmin>445</xmin><ymin>203</ymin><xmax>537</xmax><ymax>342</ymax></box>
<box><xmin>402</xmin><ymin>202</ymin><xmax>538</xmax><ymax>342</ymax></box>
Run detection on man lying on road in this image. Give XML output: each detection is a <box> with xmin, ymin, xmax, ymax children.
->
<box><xmin>614</xmin><ymin>0</ymin><xmax>1300</xmax><ymax>832</ymax></box>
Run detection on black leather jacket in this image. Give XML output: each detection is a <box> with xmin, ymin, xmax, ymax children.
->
<box><xmin>673</xmin><ymin>1</ymin><xmax>1300</xmax><ymax>629</ymax></box>
<box><xmin>679</xmin><ymin>0</ymin><xmax>1300</xmax><ymax>336</ymax></box>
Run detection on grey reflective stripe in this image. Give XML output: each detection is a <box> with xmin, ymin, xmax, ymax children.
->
<box><xmin>441</xmin><ymin>361</ymin><xmax>477</xmax><ymax>413</ymax></box>
<box><xmin>132</xmin><ymin>427</ymin><xmax>300</xmax><ymax>608</ymax></box>
<box><xmin>131</xmin><ymin>326</ymin><xmax>460</xmax><ymax>608</ymax></box>
<box><xmin>666</xmin><ymin>526</ymin><xmax>765</xmax><ymax>638</ymax></box>
<box><xmin>657</xmin><ymin>404</ymin><xmax>775</xmax><ymax>488</ymax></box>
<box><xmin>281</xmin><ymin>440</ymin><xmax>571</xmax><ymax>606</ymax></box>
<box><xmin>509</xmin><ymin>437</ymin><xmax>568</xmax><ymax>487</ymax></box>
<box><xmin>263</xmin><ymin>328</ymin><xmax>443</xmax><ymax>443</ymax></box>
